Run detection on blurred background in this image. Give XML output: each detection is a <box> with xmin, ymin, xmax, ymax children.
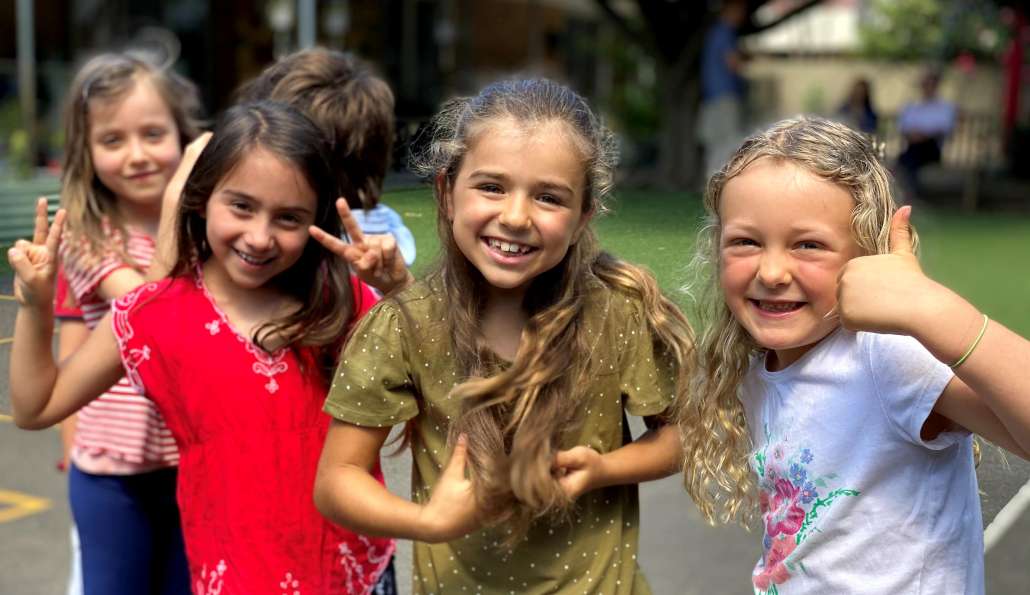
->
<box><xmin>1</xmin><ymin>1</ymin><xmax>1029</xmax><ymax>593</ymax></box>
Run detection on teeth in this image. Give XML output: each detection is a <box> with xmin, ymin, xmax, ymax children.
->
<box><xmin>488</xmin><ymin>238</ymin><xmax>532</xmax><ymax>254</ymax></box>
<box><xmin>237</xmin><ymin>250</ymin><xmax>270</xmax><ymax>265</ymax></box>
<box><xmin>759</xmin><ymin>301</ymin><xmax>800</xmax><ymax>312</ymax></box>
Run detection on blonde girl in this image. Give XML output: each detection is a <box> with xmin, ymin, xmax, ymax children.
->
<box><xmin>50</xmin><ymin>51</ymin><xmax>202</xmax><ymax>595</ymax></box>
<box><xmin>313</xmin><ymin>78</ymin><xmax>693</xmax><ymax>594</ymax></box>
<box><xmin>680</xmin><ymin>116</ymin><xmax>1030</xmax><ymax>594</ymax></box>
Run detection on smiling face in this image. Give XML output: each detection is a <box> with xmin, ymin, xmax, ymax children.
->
<box><xmin>443</xmin><ymin>117</ymin><xmax>590</xmax><ymax>301</ymax></box>
<box><xmin>719</xmin><ymin>157</ymin><xmax>863</xmax><ymax>370</ymax></box>
<box><xmin>88</xmin><ymin>76</ymin><xmax>182</xmax><ymax>216</ymax></box>
<box><xmin>203</xmin><ymin>147</ymin><xmax>317</xmax><ymax>292</ymax></box>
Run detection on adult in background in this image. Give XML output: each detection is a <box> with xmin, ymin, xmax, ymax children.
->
<box><xmin>897</xmin><ymin>71</ymin><xmax>956</xmax><ymax>198</ymax></box>
<box><xmin>838</xmin><ymin>78</ymin><xmax>879</xmax><ymax>135</ymax></box>
<box><xmin>698</xmin><ymin>0</ymin><xmax>749</xmax><ymax>177</ymax></box>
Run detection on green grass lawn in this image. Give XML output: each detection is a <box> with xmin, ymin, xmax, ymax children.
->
<box><xmin>384</xmin><ymin>187</ymin><xmax>1030</xmax><ymax>336</ymax></box>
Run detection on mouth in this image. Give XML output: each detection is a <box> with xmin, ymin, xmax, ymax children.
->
<box><xmin>127</xmin><ymin>171</ymin><xmax>159</xmax><ymax>181</ymax></box>
<box><xmin>749</xmin><ymin>299</ymin><xmax>805</xmax><ymax>315</ymax></box>
<box><xmin>234</xmin><ymin>249</ymin><xmax>276</xmax><ymax>267</ymax></box>
<box><xmin>482</xmin><ymin>236</ymin><xmax>537</xmax><ymax>256</ymax></box>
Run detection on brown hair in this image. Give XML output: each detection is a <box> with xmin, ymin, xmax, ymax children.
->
<box><xmin>236</xmin><ymin>47</ymin><xmax>395</xmax><ymax>210</ymax></box>
<box><xmin>410</xmin><ymin>79</ymin><xmax>694</xmax><ymax>541</ymax></box>
<box><xmin>61</xmin><ymin>52</ymin><xmax>202</xmax><ymax>260</ymax></box>
<box><xmin>170</xmin><ymin>101</ymin><xmax>355</xmax><ymax>380</ymax></box>
<box><xmin>679</xmin><ymin>115</ymin><xmax>908</xmax><ymax>526</ymax></box>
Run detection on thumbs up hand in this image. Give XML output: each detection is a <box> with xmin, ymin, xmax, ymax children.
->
<box><xmin>837</xmin><ymin>206</ymin><xmax>939</xmax><ymax>335</ymax></box>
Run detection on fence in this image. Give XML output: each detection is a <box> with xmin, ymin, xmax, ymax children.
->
<box><xmin>0</xmin><ymin>177</ymin><xmax>61</xmax><ymax>247</ymax></box>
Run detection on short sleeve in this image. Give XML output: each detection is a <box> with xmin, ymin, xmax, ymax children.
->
<box><xmin>324</xmin><ymin>302</ymin><xmax>420</xmax><ymax>428</ymax></box>
<box><xmin>618</xmin><ymin>296</ymin><xmax>679</xmax><ymax>418</ymax></box>
<box><xmin>59</xmin><ymin>231</ymin><xmax>131</xmax><ymax>303</ymax></box>
<box><xmin>863</xmin><ymin>332</ymin><xmax>959</xmax><ymax>449</ymax></box>
<box><xmin>109</xmin><ymin>281</ymin><xmax>165</xmax><ymax>393</ymax></box>
<box><xmin>53</xmin><ymin>269</ymin><xmax>83</xmax><ymax>319</ymax></box>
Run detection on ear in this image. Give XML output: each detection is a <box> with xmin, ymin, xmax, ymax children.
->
<box><xmin>436</xmin><ymin>173</ymin><xmax>454</xmax><ymax>221</ymax></box>
<box><xmin>571</xmin><ymin>209</ymin><xmax>593</xmax><ymax>245</ymax></box>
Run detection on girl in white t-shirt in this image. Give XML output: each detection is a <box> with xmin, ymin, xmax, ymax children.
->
<box><xmin>677</xmin><ymin>116</ymin><xmax>1030</xmax><ymax>595</ymax></box>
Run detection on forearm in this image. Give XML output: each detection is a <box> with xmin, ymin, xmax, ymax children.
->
<box><xmin>313</xmin><ymin>463</ymin><xmax>438</xmax><ymax>542</ymax></box>
<box><xmin>10</xmin><ymin>306</ymin><xmax>58</xmax><ymax>428</ymax></box>
<box><xmin>914</xmin><ymin>289</ymin><xmax>1030</xmax><ymax>452</ymax></box>
<box><xmin>592</xmin><ymin>423</ymin><xmax>682</xmax><ymax>490</ymax></box>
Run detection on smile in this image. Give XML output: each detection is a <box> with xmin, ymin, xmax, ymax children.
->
<box><xmin>234</xmin><ymin>249</ymin><xmax>275</xmax><ymax>266</ymax></box>
<box><xmin>483</xmin><ymin>236</ymin><xmax>536</xmax><ymax>255</ymax></box>
<box><xmin>750</xmin><ymin>299</ymin><xmax>804</xmax><ymax>314</ymax></box>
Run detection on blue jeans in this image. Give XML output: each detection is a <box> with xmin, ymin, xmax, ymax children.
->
<box><xmin>69</xmin><ymin>464</ymin><xmax>190</xmax><ymax>595</ymax></box>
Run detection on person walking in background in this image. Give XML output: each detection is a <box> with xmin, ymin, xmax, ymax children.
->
<box><xmin>699</xmin><ymin>0</ymin><xmax>749</xmax><ymax>177</ymax></box>
<box><xmin>897</xmin><ymin>71</ymin><xmax>956</xmax><ymax>198</ymax></box>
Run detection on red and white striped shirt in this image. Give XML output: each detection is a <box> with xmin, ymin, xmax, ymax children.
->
<box><xmin>59</xmin><ymin>228</ymin><xmax>178</xmax><ymax>472</ymax></box>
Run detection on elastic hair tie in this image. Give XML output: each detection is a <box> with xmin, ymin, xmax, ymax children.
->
<box><xmin>950</xmin><ymin>314</ymin><xmax>989</xmax><ymax>369</ymax></box>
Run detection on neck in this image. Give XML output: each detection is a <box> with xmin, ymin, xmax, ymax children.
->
<box><xmin>116</xmin><ymin>199</ymin><xmax>161</xmax><ymax>237</ymax></box>
<box><xmin>480</xmin><ymin>286</ymin><xmax>529</xmax><ymax>362</ymax></box>
<box><xmin>201</xmin><ymin>260</ymin><xmax>295</xmax><ymax>344</ymax></box>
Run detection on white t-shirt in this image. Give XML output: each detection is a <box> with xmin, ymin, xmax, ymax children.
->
<box><xmin>739</xmin><ymin>329</ymin><xmax>983</xmax><ymax>595</ymax></box>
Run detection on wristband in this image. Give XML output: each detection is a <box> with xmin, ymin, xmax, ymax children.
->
<box><xmin>950</xmin><ymin>314</ymin><xmax>988</xmax><ymax>369</ymax></box>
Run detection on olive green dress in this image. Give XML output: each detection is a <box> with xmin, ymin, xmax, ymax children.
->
<box><xmin>324</xmin><ymin>280</ymin><xmax>677</xmax><ymax>594</ymax></box>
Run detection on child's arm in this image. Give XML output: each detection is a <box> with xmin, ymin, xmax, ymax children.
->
<box><xmin>553</xmin><ymin>421</ymin><xmax>681</xmax><ymax>499</ymax></box>
<box><xmin>309</xmin><ymin>198</ymin><xmax>414</xmax><ymax>296</ymax></box>
<box><xmin>314</xmin><ymin>420</ymin><xmax>479</xmax><ymax>543</ymax></box>
<box><xmin>8</xmin><ymin>201</ymin><xmax>124</xmax><ymax>429</ymax></box>
<box><xmin>839</xmin><ymin>207</ymin><xmax>1030</xmax><ymax>457</ymax></box>
<box><xmin>149</xmin><ymin>132</ymin><xmax>212</xmax><ymax>280</ymax></box>
<box><xmin>56</xmin><ymin>319</ymin><xmax>89</xmax><ymax>469</ymax></box>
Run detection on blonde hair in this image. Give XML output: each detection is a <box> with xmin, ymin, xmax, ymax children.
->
<box><xmin>61</xmin><ymin>52</ymin><xmax>202</xmax><ymax>261</ymax></box>
<box><xmin>410</xmin><ymin>79</ymin><xmax>694</xmax><ymax>541</ymax></box>
<box><xmin>679</xmin><ymin>115</ymin><xmax>910</xmax><ymax>525</ymax></box>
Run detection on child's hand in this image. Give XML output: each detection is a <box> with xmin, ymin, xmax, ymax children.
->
<box><xmin>417</xmin><ymin>435</ymin><xmax>479</xmax><ymax>543</ymax></box>
<box><xmin>837</xmin><ymin>206</ymin><xmax>939</xmax><ymax>336</ymax></box>
<box><xmin>553</xmin><ymin>445</ymin><xmax>607</xmax><ymax>500</ymax></box>
<box><xmin>309</xmin><ymin>198</ymin><xmax>414</xmax><ymax>296</ymax></box>
<box><xmin>8</xmin><ymin>198</ymin><xmax>65</xmax><ymax>309</ymax></box>
<box><xmin>164</xmin><ymin>132</ymin><xmax>212</xmax><ymax>211</ymax></box>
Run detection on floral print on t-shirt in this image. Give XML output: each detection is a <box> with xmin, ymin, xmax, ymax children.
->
<box><xmin>751</xmin><ymin>424</ymin><xmax>860</xmax><ymax>595</ymax></box>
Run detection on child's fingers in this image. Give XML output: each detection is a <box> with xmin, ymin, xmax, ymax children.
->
<box><xmin>45</xmin><ymin>210</ymin><xmax>66</xmax><ymax>255</ymax></box>
<box><xmin>7</xmin><ymin>246</ymin><xmax>38</xmax><ymax>281</ymax></box>
<box><xmin>442</xmin><ymin>434</ymin><xmax>469</xmax><ymax>479</ymax></box>
<box><xmin>823</xmin><ymin>305</ymin><xmax>839</xmax><ymax>321</ymax></box>
<box><xmin>889</xmin><ymin>206</ymin><xmax>914</xmax><ymax>256</ymax></box>
<box><xmin>309</xmin><ymin>225</ymin><xmax>357</xmax><ymax>260</ymax></box>
<box><xmin>336</xmin><ymin>199</ymin><xmax>365</xmax><ymax>246</ymax></box>
<box><xmin>378</xmin><ymin>235</ymin><xmax>398</xmax><ymax>276</ymax></box>
<box><xmin>32</xmin><ymin>197</ymin><xmax>49</xmax><ymax>244</ymax></box>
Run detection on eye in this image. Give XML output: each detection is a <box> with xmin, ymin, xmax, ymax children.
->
<box><xmin>477</xmin><ymin>183</ymin><xmax>503</xmax><ymax>194</ymax></box>
<box><xmin>229</xmin><ymin>200</ymin><xmax>252</xmax><ymax>213</ymax></box>
<box><xmin>796</xmin><ymin>240</ymin><xmax>823</xmax><ymax>250</ymax></box>
<box><xmin>726</xmin><ymin>237</ymin><xmax>758</xmax><ymax>248</ymax></box>
<box><xmin>144</xmin><ymin>127</ymin><xmax>167</xmax><ymax>141</ymax></box>
<box><xmin>98</xmin><ymin>134</ymin><xmax>121</xmax><ymax>147</ymax></box>
<box><xmin>277</xmin><ymin>213</ymin><xmax>303</xmax><ymax>226</ymax></box>
<box><xmin>536</xmin><ymin>193</ymin><xmax>563</xmax><ymax>206</ymax></box>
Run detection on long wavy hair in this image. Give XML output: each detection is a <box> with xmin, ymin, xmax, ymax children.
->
<box><xmin>409</xmin><ymin>79</ymin><xmax>694</xmax><ymax>540</ymax></box>
<box><xmin>169</xmin><ymin>101</ymin><xmax>355</xmax><ymax>381</ymax></box>
<box><xmin>61</xmin><ymin>52</ymin><xmax>203</xmax><ymax>260</ymax></box>
<box><xmin>679</xmin><ymin>116</ymin><xmax>909</xmax><ymax>525</ymax></box>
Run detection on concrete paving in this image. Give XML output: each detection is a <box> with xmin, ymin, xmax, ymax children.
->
<box><xmin>1</xmin><ymin>275</ymin><xmax>1028</xmax><ymax>594</ymax></box>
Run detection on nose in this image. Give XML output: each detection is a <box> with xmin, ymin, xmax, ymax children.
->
<box><xmin>127</xmin><ymin>136</ymin><xmax>148</xmax><ymax>166</ymax></box>
<box><xmin>498</xmin><ymin>194</ymin><xmax>531</xmax><ymax>231</ymax></box>
<box><xmin>756</xmin><ymin>249</ymin><xmax>792</xmax><ymax>287</ymax></box>
<box><xmin>243</xmin><ymin>218</ymin><xmax>275</xmax><ymax>252</ymax></box>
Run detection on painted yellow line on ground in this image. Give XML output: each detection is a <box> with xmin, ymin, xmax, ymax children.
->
<box><xmin>0</xmin><ymin>337</ymin><xmax>12</xmax><ymax>345</ymax></box>
<box><xmin>0</xmin><ymin>489</ymin><xmax>52</xmax><ymax>523</ymax></box>
<box><xmin>0</xmin><ymin>295</ymin><xmax>17</xmax><ymax>301</ymax></box>
<box><xmin>0</xmin><ymin>413</ymin><xmax>11</xmax><ymax>423</ymax></box>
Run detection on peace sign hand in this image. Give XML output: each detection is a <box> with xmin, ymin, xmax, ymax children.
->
<box><xmin>7</xmin><ymin>197</ymin><xmax>66</xmax><ymax>309</ymax></box>
<box><xmin>309</xmin><ymin>198</ymin><xmax>414</xmax><ymax>296</ymax></box>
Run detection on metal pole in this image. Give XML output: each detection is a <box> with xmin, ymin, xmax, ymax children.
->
<box><xmin>297</xmin><ymin>0</ymin><xmax>316</xmax><ymax>49</ymax></box>
<box><xmin>16</xmin><ymin>0</ymin><xmax>36</xmax><ymax>175</ymax></box>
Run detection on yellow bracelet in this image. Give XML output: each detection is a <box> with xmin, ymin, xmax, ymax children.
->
<box><xmin>950</xmin><ymin>314</ymin><xmax>989</xmax><ymax>369</ymax></box>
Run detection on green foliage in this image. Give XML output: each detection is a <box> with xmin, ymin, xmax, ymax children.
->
<box><xmin>859</xmin><ymin>0</ymin><xmax>1009</xmax><ymax>61</ymax></box>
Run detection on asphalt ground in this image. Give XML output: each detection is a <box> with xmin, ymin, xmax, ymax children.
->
<box><xmin>1</xmin><ymin>276</ymin><xmax>1028</xmax><ymax>594</ymax></box>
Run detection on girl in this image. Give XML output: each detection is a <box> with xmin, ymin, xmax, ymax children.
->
<box><xmin>9</xmin><ymin>102</ymin><xmax>394</xmax><ymax>594</ymax></box>
<box><xmin>679</xmin><ymin>116</ymin><xmax>1030</xmax><ymax>594</ymax></box>
<box><xmin>313</xmin><ymin>78</ymin><xmax>693</xmax><ymax>594</ymax></box>
<box><xmin>51</xmin><ymin>51</ymin><xmax>204</xmax><ymax>595</ymax></box>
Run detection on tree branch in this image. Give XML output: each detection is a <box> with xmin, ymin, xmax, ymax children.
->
<box><xmin>594</xmin><ymin>0</ymin><xmax>644</xmax><ymax>44</ymax></box>
<box><xmin>741</xmin><ymin>0</ymin><xmax>824</xmax><ymax>36</ymax></box>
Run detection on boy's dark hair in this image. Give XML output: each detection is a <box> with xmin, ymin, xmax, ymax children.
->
<box><xmin>237</xmin><ymin>48</ymin><xmax>395</xmax><ymax>210</ymax></box>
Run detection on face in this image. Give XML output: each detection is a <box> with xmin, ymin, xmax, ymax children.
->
<box><xmin>88</xmin><ymin>77</ymin><xmax>182</xmax><ymax>213</ymax></box>
<box><xmin>443</xmin><ymin>118</ymin><xmax>590</xmax><ymax>301</ymax></box>
<box><xmin>203</xmin><ymin>147</ymin><xmax>318</xmax><ymax>291</ymax></box>
<box><xmin>719</xmin><ymin>158</ymin><xmax>863</xmax><ymax>370</ymax></box>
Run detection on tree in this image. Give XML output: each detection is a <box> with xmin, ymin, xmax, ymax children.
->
<box><xmin>595</xmin><ymin>0</ymin><xmax>822</xmax><ymax>190</ymax></box>
<box><xmin>859</xmin><ymin>0</ymin><xmax>1010</xmax><ymax>62</ymax></box>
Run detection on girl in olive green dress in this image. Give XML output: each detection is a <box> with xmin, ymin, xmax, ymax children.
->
<box><xmin>314</xmin><ymin>79</ymin><xmax>694</xmax><ymax>594</ymax></box>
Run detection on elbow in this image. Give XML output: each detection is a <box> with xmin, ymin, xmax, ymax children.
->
<box><xmin>13</xmin><ymin>413</ymin><xmax>51</xmax><ymax>431</ymax></box>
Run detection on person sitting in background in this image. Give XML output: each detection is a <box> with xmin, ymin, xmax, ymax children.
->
<box><xmin>897</xmin><ymin>71</ymin><xmax>956</xmax><ymax>197</ymax></box>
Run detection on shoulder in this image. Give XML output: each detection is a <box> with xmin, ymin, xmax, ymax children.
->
<box><xmin>355</xmin><ymin>279</ymin><xmax>444</xmax><ymax>338</ymax></box>
<box><xmin>111</xmin><ymin>275</ymin><xmax>194</xmax><ymax>318</ymax></box>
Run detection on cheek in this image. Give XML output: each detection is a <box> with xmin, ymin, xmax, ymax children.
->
<box><xmin>90</xmin><ymin>148</ymin><xmax>120</xmax><ymax>179</ymax></box>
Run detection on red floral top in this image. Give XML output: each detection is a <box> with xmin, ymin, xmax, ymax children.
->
<box><xmin>111</xmin><ymin>273</ymin><xmax>394</xmax><ymax>594</ymax></box>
